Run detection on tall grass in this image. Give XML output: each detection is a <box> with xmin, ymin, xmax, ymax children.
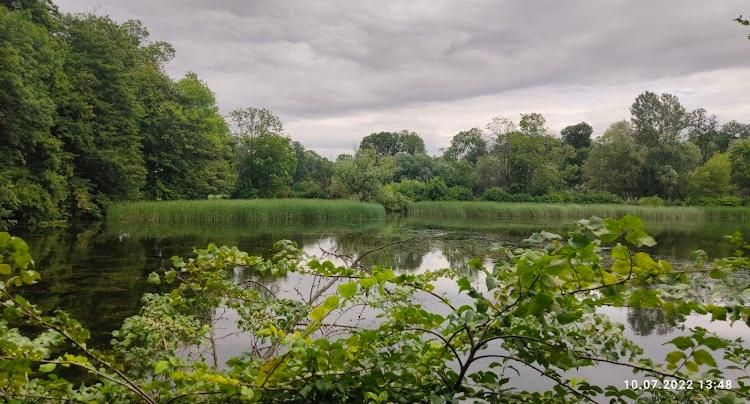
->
<box><xmin>108</xmin><ymin>199</ymin><xmax>385</xmax><ymax>225</ymax></box>
<box><xmin>407</xmin><ymin>201</ymin><xmax>750</xmax><ymax>223</ymax></box>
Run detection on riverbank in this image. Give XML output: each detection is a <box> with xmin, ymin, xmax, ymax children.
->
<box><xmin>406</xmin><ymin>201</ymin><xmax>750</xmax><ymax>222</ymax></box>
<box><xmin>107</xmin><ymin>199</ymin><xmax>385</xmax><ymax>225</ymax></box>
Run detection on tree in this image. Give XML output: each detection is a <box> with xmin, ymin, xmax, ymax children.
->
<box><xmin>561</xmin><ymin>122</ymin><xmax>593</xmax><ymax>150</ymax></box>
<box><xmin>716</xmin><ymin>120</ymin><xmax>750</xmax><ymax>152</ymax></box>
<box><xmin>229</xmin><ymin>106</ymin><xmax>283</xmax><ymax>139</ymax></box>
<box><xmin>476</xmin><ymin>155</ymin><xmax>506</xmax><ymax>191</ymax></box>
<box><xmin>0</xmin><ymin>4</ymin><xmax>68</xmax><ymax>226</ymax></box>
<box><xmin>233</xmin><ymin>134</ymin><xmax>298</xmax><ymax>198</ymax></box>
<box><xmin>686</xmin><ymin>108</ymin><xmax>720</xmax><ymax>163</ymax></box>
<box><xmin>359</xmin><ymin>130</ymin><xmax>425</xmax><ymax>156</ymax></box>
<box><xmin>394</xmin><ymin>153</ymin><xmax>434</xmax><ymax>181</ymax></box>
<box><xmin>561</xmin><ymin>122</ymin><xmax>593</xmax><ymax>187</ymax></box>
<box><xmin>584</xmin><ymin>121</ymin><xmax>645</xmax><ymax>198</ymax></box>
<box><xmin>518</xmin><ymin>112</ymin><xmax>548</xmax><ymax>137</ymax></box>
<box><xmin>329</xmin><ymin>149</ymin><xmax>396</xmax><ymax>201</ymax></box>
<box><xmin>687</xmin><ymin>153</ymin><xmax>734</xmax><ymax>197</ymax></box>
<box><xmin>433</xmin><ymin>158</ymin><xmax>479</xmax><ymax>192</ymax></box>
<box><xmin>729</xmin><ymin>139</ymin><xmax>750</xmax><ymax>195</ymax></box>
<box><xmin>630</xmin><ymin>91</ymin><xmax>688</xmax><ymax>146</ymax></box>
<box><xmin>444</xmin><ymin>128</ymin><xmax>487</xmax><ymax>164</ymax></box>
<box><xmin>140</xmin><ymin>73</ymin><xmax>235</xmax><ymax>199</ymax></box>
<box><xmin>505</xmin><ymin>132</ymin><xmax>572</xmax><ymax>195</ymax></box>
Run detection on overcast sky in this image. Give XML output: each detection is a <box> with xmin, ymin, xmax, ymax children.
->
<box><xmin>57</xmin><ymin>0</ymin><xmax>750</xmax><ymax>157</ymax></box>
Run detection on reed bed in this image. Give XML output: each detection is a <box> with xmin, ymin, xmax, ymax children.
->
<box><xmin>407</xmin><ymin>201</ymin><xmax>750</xmax><ymax>223</ymax></box>
<box><xmin>107</xmin><ymin>199</ymin><xmax>385</xmax><ymax>225</ymax></box>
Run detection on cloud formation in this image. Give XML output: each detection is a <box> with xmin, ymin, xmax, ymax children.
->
<box><xmin>57</xmin><ymin>0</ymin><xmax>750</xmax><ymax>157</ymax></box>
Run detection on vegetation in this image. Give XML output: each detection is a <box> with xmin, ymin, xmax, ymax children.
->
<box><xmin>3</xmin><ymin>1</ymin><xmax>750</xmax><ymax>228</ymax></box>
<box><xmin>408</xmin><ymin>201</ymin><xmax>750</xmax><ymax>222</ymax></box>
<box><xmin>2</xmin><ymin>216</ymin><xmax>750</xmax><ymax>402</ymax></box>
<box><xmin>107</xmin><ymin>199</ymin><xmax>385</xmax><ymax>225</ymax></box>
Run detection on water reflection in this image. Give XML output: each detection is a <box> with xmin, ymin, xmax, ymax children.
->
<box><xmin>14</xmin><ymin>215</ymin><xmax>750</xmax><ymax>348</ymax></box>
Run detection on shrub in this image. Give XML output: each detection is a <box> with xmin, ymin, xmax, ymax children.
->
<box><xmin>376</xmin><ymin>184</ymin><xmax>410</xmax><ymax>212</ymax></box>
<box><xmin>391</xmin><ymin>179</ymin><xmax>428</xmax><ymax>201</ymax></box>
<box><xmin>638</xmin><ymin>195</ymin><xmax>664</xmax><ymax>206</ymax></box>
<box><xmin>446</xmin><ymin>186</ymin><xmax>474</xmax><ymax>201</ymax></box>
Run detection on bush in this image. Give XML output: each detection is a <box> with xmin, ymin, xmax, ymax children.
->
<box><xmin>425</xmin><ymin>177</ymin><xmax>449</xmax><ymax>201</ymax></box>
<box><xmin>391</xmin><ymin>179</ymin><xmax>429</xmax><ymax>201</ymax></box>
<box><xmin>292</xmin><ymin>180</ymin><xmax>327</xmax><ymax>199</ymax></box>
<box><xmin>376</xmin><ymin>184</ymin><xmax>410</xmax><ymax>212</ymax></box>
<box><xmin>638</xmin><ymin>195</ymin><xmax>664</xmax><ymax>206</ymax></box>
<box><xmin>482</xmin><ymin>187</ymin><xmax>512</xmax><ymax>202</ymax></box>
<box><xmin>446</xmin><ymin>186</ymin><xmax>474</xmax><ymax>201</ymax></box>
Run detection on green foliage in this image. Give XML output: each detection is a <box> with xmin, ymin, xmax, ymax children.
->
<box><xmin>444</xmin><ymin>128</ymin><xmax>487</xmax><ymax>164</ymax></box>
<box><xmin>585</xmin><ymin>121</ymin><xmax>645</xmax><ymax>198</ymax></box>
<box><xmin>638</xmin><ymin>195</ymin><xmax>665</xmax><ymax>206</ymax></box>
<box><xmin>730</xmin><ymin>139</ymin><xmax>750</xmax><ymax>195</ymax></box>
<box><xmin>329</xmin><ymin>149</ymin><xmax>396</xmax><ymax>202</ymax></box>
<box><xmin>687</xmin><ymin>153</ymin><xmax>734</xmax><ymax>197</ymax></box>
<box><xmin>359</xmin><ymin>130</ymin><xmax>425</xmax><ymax>156</ymax></box>
<box><xmin>2</xmin><ymin>217</ymin><xmax>750</xmax><ymax>402</ymax></box>
<box><xmin>408</xmin><ymin>200</ymin><xmax>750</xmax><ymax>222</ymax></box>
<box><xmin>107</xmin><ymin>199</ymin><xmax>385</xmax><ymax>225</ymax></box>
<box><xmin>233</xmin><ymin>134</ymin><xmax>298</xmax><ymax>198</ymax></box>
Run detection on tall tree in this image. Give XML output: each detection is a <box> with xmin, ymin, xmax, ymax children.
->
<box><xmin>561</xmin><ymin>122</ymin><xmax>593</xmax><ymax>187</ymax></box>
<box><xmin>444</xmin><ymin>128</ymin><xmax>487</xmax><ymax>164</ymax></box>
<box><xmin>686</xmin><ymin>108</ymin><xmax>720</xmax><ymax>163</ymax></box>
<box><xmin>630</xmin><ymin>91</ymin><xmax>688</xmax><ymax>146</ymax></box>
<box><xmin>359</xmin><ymin>130</ymin><xmax>425</xmax><ymax>156</ymax></box>
<box><xmin>228</xmin><ymin>107</ymin><xmax>283</xmax><ymax>139</ymax></box>
<box><xmin>0</xmin><ymin>3</ymin><xmax>68</xmax><ymax>226</ymax></box>
<box><xmin>584</xmin><ymin>121</ymin><xmax>645</xmax><ymax>198</ymax></box>
<box><xmin>140</xmin><ymin>73</ymin><xmax>235</xmax><ymax>199</ymax></box>
<box><xmin>233</xmin><ymin>134</ymin><xmax>297</xmax><ymax>198</ymax></box>
<box><xmin>518</xmin><ymin>113</ymin><xmax>548</xmax><ymax>137</ymax></box>
<box><xmin>729</xmin><ymin>139</ymin><xmax>750</xmax><ymax>195</ymax></box>
<box><xmin>329</xmin><ymin>149</ymin><xmax>395</xmax><ymax>201</ymax></box>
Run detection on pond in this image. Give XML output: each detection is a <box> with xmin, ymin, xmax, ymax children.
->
<box><xmin>14</xmin><ymin>215</ymin><xmax>750</xmax><ymax>392</ymax></box>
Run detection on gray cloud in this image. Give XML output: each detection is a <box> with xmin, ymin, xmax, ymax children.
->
<box><xmin>56</xmin><ymin>0</ymin><xmax>750</xmax><ymax>156</ymax></box>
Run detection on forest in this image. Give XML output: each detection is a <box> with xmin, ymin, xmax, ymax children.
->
<box><xmin>3</xmin><ymin>0</ymin><xmax>750</xmax><ymax>229</ymax></box>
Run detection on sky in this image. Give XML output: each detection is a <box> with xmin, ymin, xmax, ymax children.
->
<box><xmin>56</xmin><ymin>0</ymin><xmax>750</xmax><ymax>158</ymax></box>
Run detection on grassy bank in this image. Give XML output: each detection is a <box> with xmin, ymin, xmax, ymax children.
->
<box><xmin>407</xmin><ymin>201</ymin><xmax>750</xmax><ymax>222</ymax></box>
<box><xmin>108</xmin><ymin>199</ymin><xmax>385</xmax><ymax>225</ymax></box>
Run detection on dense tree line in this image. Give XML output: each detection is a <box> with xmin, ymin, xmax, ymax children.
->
<box><xmin>4</xmin><ymin>1</ymin><xmax>750</xmax><ymax>228</ymax></box>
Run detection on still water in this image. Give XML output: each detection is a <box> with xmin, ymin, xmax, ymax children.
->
<box><xmin>14</xmin><ymin>216</ymin><xmax>750</xmax><ymax>391</ymax></box>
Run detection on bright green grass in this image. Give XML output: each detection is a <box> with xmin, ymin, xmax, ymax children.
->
<box><xmin>107</xmin><ymin>199</ymin><xmax>385</xmax><ymax>225</ymax></box>
<box><xmin>407</xmin><ymin>201</ymin><xmax>750</xmax><ymax>222</ymax></box>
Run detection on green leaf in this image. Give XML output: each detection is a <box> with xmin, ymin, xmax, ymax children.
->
<box><xmin>457</xmin><ymin>277</ymin><xmax>472</xmax><ymax>292</ymax></box>
<box><xmin>146</xmin><ymin>272</ymin><xmax>161</xmax><ymax>285</ymax></box>
<box><xmin>485</xmin><ymin>274</ymin><xmax>498</xmax><ymax>291</ymax></box>
<box><xmin>337</xmin><ymin>282</ymin><xmax>358</xmax><ymax>299</ymax></box>
<box><xmin>39</xmin><ymin>363</ymin><xmax>56</xmax><ymax>373</ymax></box>
<box><xmin>693</xmin><ymin>349</ymin><xmax>717</xmax><ymax>367</ymax></box>
<box><xmin>154</xmin><ymin>360</ymin><xmax>170</xmax><ymax>374</ymax></box>
<box><xmin>359</xmin><ymin>277</ymin><xmax>377</xmax><ymax>290</ymax></box>
<box><xmin>684</xmin><ymin>360</ymin><xmax>699</xmax><ymax>372</ymax></box>
<box><xmin>668</xmin><ymin>336</ymin><xmax>694</xmax><ymax>350</ymax></box>
<box><xmin>666</xmin><ymin>351</ymin><xmax>685</xmax><ymax>364</ymax></box>
<box><xmin>0</xmin><ymin>263</ymin><xmax>11</xmax><ymax>275</ymax></box>
<box><xmin>309</xmin><ymin>306</ymin><xmax>328</xmax><ymax>323</ymax></box>
<box><xmin>710</xmin><ymin>306</ymin><xmax>727</xmax><ymax>321</ymax></box>
<box><xmin>323</xmin><ymin>295</ymin><xmax>339</xmax><ymax>310</ymax></box>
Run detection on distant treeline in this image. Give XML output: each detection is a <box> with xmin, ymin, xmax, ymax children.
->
<box><xmin>3</xmin><ymin>1</ymin><xmax>750</xmax><ymax>228</ymax></box>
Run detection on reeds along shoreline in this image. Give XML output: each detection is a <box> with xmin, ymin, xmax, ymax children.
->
<box><xmin>406</xmin><ymin>201</ymin><xmax>750</xmax><ymax>222</ymax></box>
<box><xmin>107</xmin><ymin>199</ymin><xmax>386</xmax><ymax>225</ymax></box>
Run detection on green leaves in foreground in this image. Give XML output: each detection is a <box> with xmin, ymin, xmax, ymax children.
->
<box><xmin>1</xmin><ymin>217</ymin><xmax>750</xmax><ymax>402</ymax></box>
